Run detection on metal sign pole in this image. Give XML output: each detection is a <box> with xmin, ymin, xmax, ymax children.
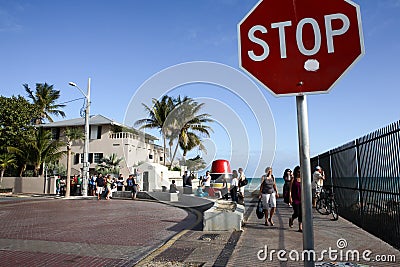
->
<box><xmin>296</xmin><ymin>94</ymin><xmax>315</xmax><ymax>267</ymax></box>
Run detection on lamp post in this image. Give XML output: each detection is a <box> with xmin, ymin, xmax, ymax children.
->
<box><xmin>69</xmin><ymin>78</ymin><xmax>91</xmax><ymax>197</ymax></box>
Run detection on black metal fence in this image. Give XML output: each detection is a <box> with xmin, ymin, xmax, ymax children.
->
<box><xmin>311</xmin><ymin>120</ymin><xmax>400</xmax><ymax>249</ymax></box>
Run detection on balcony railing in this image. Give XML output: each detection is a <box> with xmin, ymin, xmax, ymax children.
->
<box><xmin>109</xmin><ymin>132</ymin><xmax>137</xmax><ymax>140</ymax></box>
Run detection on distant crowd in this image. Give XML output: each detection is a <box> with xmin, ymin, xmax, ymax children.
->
<box><xmin>56</xmin><ymin>173</ymin><xmax>140</xmax><ymax>200</ymax></box>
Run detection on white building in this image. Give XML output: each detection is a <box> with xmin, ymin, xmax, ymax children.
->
<box><xmin>42</xmin><ymin>114</ymin><xmax>165</xmax><ymax>178</ymax></box>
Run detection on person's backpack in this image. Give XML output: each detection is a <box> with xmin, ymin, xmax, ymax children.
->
<box><xmin>256</xmin><ymin>198</ymin><xmax>264</xmax><ymax>219</ymax></box>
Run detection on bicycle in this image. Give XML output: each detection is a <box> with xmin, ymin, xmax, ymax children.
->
<box><xmin>316</xmin><ymin>186</ymin><xmax>339</xmax><ymax>221</ymax></box>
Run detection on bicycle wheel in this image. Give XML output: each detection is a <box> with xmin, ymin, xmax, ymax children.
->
<box><xmin>330</xmin><ymin>200</ymin><xmax>339</xmax><ymax>221</ymax></box>
<box><xmin>316</xmin><ymin>198</ymin><xmax>330</xmax><ymax>215</ymax></box>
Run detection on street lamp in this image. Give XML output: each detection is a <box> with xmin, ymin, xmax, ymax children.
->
<box><xmin>69</xmin><ymin>78</ymin><xmax>91</xmax><ymax>197</ymax></box>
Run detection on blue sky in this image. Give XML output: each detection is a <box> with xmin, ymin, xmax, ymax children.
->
<box><xmin>1</xmin><ymin>0</ymin><xmax>400</xmax><ymax>177</ymax></box>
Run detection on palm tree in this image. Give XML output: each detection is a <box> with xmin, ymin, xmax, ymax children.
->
<box><xmin>64</xmin><ymin>127</ymin><xmax>84</xmax><ymax>197</ymax></box>
<box><xmin>7</xmin><ymin>145</ymin><xmax>31</xmax><ymax>177</ymax></box>
<box><xmin>135</xmin><ymin>95</ymin><xmax>175</xmax><ymax>166</ymax></box>
<box><xmin>29</xmin><ymin>128</ymin><xmax>65</xmax><ymax>176</ymax></box>
<box><xmin>96</xmin><ymin>153</ymin><xmax>123</xmax><ymax>175</ymax></box>
<box><xmin>24</xmin><ymin>83</ymin><xmax>66</xmax><ymax>124</ymax></box>
<box><xmin>170</xmin><ymin>99</ymin><xmax>213</xmax><ymax>164</ymax></box>
<box><xmin>0</xmin><ymin>153</ymin><xmax>17</xmax><ymax>187</ymax></box>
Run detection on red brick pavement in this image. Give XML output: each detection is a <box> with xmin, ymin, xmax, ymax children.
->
<box><xmin>0</xmin><ymin>198</ymin><xmax>197</xmax><ymax>266</ymax></box>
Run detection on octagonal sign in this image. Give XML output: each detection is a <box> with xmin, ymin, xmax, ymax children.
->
<box><xmin>238</xmin><ymin>0</ymin><xmax>365</xmax><ymax>96</ymax></box>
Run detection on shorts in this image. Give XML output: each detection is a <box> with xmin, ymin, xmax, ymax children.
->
<box><xmin>312</xmin><ymin>188</ymin><xmax>316</xmax><ymax>198</ymax></box>
<box><xmin>96</xmin><ymin>186</ymin><xmax>104</xmax><ymax>194</ymax></box>
<box><xmin>262</xmin><ymin>192</ymin><xmax>276</xmax><ymax>208</ymax></box>
<box><xmin>131</xmin><ymin>185</ymin><xmax>137</xmax><ymax>193</ymax></box>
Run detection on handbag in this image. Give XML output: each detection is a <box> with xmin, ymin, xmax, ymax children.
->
<box><xmin>256</xmin><ymin>198</ymin><xmax>264</xmax><ymax>219</ymax></box>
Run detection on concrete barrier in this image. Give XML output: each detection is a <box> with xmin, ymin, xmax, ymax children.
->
<box><xmin>148</xmin><ymin>192</ymin><xmax>179</xmax><ymax>202</ymax></box>
<box><xmin>203</xmin><ymin>200</ymin><xmax>244</xmax><ymax>231</ymax></box>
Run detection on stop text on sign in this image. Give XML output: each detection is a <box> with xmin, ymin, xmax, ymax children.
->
<box><xmin>248</xmin><ymin>13</ymin><xmax>350</xmax><ymax>61</ymax></box>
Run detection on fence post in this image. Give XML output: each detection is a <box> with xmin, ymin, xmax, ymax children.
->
<box><xmin>355</xmin><ymin>139</ymin><xmax>364</xmax><ymax>222</ymax></box>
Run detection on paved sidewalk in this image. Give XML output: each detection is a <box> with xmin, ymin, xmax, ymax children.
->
<box><xmin>229</xmin><ymin>198</ymin><xmax>400</xmax><ymax>266</ymax></box>
<box><xmin>140</xmin><ymin>198</ymin><xmax>400</xmax><ymax>267</ymax></box>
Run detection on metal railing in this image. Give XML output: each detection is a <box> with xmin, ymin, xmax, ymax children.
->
<box><xmin>311</xmin><ymin>120</ymin><xmax>400</xmax><ymax>249</ymax></box>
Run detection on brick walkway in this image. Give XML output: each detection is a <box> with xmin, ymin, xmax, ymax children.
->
<box><xmin>1</xmin><ymin>196</ymin><xmax>399</xmax><ymax>267</ymax></box>
<box><xmin>0</xmin><ymin>198</ymin><xmax>197</xmax><ymax>267</ymax></box>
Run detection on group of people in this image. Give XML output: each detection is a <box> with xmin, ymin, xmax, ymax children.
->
<box><xmin>259</xmin><ymin>165</ymin><xmax>325</xmax><ymax>233</ymax></box>
<box><xmin>92</xmin><ymin>173</ymin><xmax>140</xmax><ymax>200</ymax></box>
<box><xmin>229</xmin><ymin>168</ymin><xmax>247</xmax><ymax>204</ymax></box>
<box><xmin>198</xmin><ymin>168</ymin><xmax>247</xmax><ymax>204</ymax></box>
<box><xmin>56</xmin><ymin>173</ymin><xmax>140</xmax><ymax>200</ymax></box>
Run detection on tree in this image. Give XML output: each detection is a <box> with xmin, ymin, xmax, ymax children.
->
<box><xmin>170</xmin><ymin>98</ymin><xmax>213</xmax><ymax>164</ymax></box>
<box><xmin>0</xmin><ymin>153</ymin><xmax>17</xmax><ymax>187</ymax></box>
<box><xmin>95</xmin><ymin>153</ymin><xmax>123</xmax><ymax>176</ymax></box>
<box><xmin>135</xmin><ymin>95</ymin><xmax>175</xmax><ymax>166</ymax></box>
<box><xmin>0</xmin><ymin>96</ymin><xmax>37</xmax><ymax>149</ymax></box>
<box><xmin>24</xmin><ymin>83</ymin><xmax>66</xmax><ymax>124</ymax></box>
<box><xmin>0</xmin><ymin>95</ymin><xmax>39</xmax><ymax>176</ymax></box>
<box><xmin>64</xmin><ymin>127</ymin><xmax>84</xmax><ymax>197</ymax></box>
<box><xmin>27</xmin><ymin>127</ymin><xmax>65</xmax><ymax>176</ymax></box>
<box><xmin>185</xmin><ymin>155</ymin><xmax>207</xmax><ymax>172</ymax></box>
<box><xmin>179</xmin><ymin>132</ymin><xmax>207</xmax><ymax>162</ymax></box>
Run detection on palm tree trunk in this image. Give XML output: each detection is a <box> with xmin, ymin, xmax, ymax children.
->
<box><xmin>0</xmin><ymin>169</ymin><xmax>4</xmax><ymax>188</ymax></box>
<box><xmin>65</xmin><ymin>147</ymin><xmax>71</xmax><ymax>197</ymax></box>
<box><xmin>163</xmin><ymin>135</ymin><xmax>166</xmax><ymax>166</ymax></box>
<box><xmin>19</xmin><ymin>164</ymin><xmax>26</xmax><ymax>177</ymax></box>
<box><xmin>168</xmin><ymin>139</ymin><xmax>173</xmax><ymax>166</ymax></box>
<box><xmin>170</xmin><ymin>141</ymin><xmax>180</xmax><ymax>169</ymax></box>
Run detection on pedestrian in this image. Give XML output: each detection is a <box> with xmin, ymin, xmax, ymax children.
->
<box><xmin>126</xmin><ymin>174</ymin><xmax>134</xmax><ymax>192</ymax></box>
<box><xmin>110</xmin><ymin>178</ymin><xmax>118</xmax><ymax>198</ymax></box>
<box><xmin>259</xmin><ymin>167</ymin><xmax>279</xmax><ymax>226</ymax></box>
<box><xmin>312</xmin><ymin>166</ymin><xmax>325</xmax><ymax>207</ymax></box>
<box><xmin>105</xmin><ymin>175</ymin><xmax>113</xmax><ymax>200</ymax></box>
<box><xmin>56</xmin><ymin>176</ymin><xmax>61</xmax><ymax>196</ymax></box>
<box><xmin>88</xmin><ymin>175</ymin><xmax>95</xmax><ymax>196</ymax></box>
<box><xmin>182</xmin><ymin>171</ymin><xmax>189</xmax><ymax>187</ymax></box>
<box><xmin>186</xmin><ymin>172</ymin><xmax>193</xmax><ymax>187</ymax></box>
<box><xmin>96</xmin><ymin>174</ymin><xmax>104</xmax><ymax>200</ymax></box>
<box><xmin>203</xmin><ymin>171</ymin><xmax>211</xmax><ymax>194</ymax></box>
<box><xmin>230</xmin><ymin>170</ymin><xmax>239</xmax><ymax>202</ymax></box>
<box><xmin>283</xmin><ymin>169</ymin><xmax>293</xmax><ymax>206</ymax></box>
<box><xmin>238</xmin><ymin>167</ymin><xmax>247</xmax><ymax>205</ymax></box>
<box><xmin>71</xmin><ymin>175</ymin><xmax>77</xmax><ymax>196</ymax></box>
<box><xmin>289</xmin><ymin>166</ymin><xmax>303</xmax><ymax>232</ymax></box>
<box><xmin>169</xmin><ymin>180</ymin><xmax>178</xmax><ymax>193</ymax></box>
<box><xmin>117</xmin><ymin>174</ymin><xmax>124</xmax><ymax>191</ymax></box>
<box><xmin>76</xmin><ymin>175</ymin><xmax>82</xmax><ymax>195</ymax></box>
<box><xmin>60</xmin><ymin>178</ymin><xmax>66</xmax><ymax>196</ymax></box>
<box><xmin>131</xmin><ymin>174</ymin><xmax>139</xmax><ymax>200</ymax></box>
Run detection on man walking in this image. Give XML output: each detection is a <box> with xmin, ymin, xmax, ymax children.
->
<box><xmin>96</xmin><ymin>174</ymin><xmax>105</xmax><ymax>200</ymax></box>
<box><xmin>312</xmin><ymin>166</ymin><xmax>325</xmax><ymax>207</ymax></box>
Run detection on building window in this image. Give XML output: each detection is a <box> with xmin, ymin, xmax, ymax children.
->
<box><xmin>160</xmin><ymin>157</ymin><xmax>163</xmax><ymax>162</ymax></box>
<box><xmin>51</xmin><ymin>128</ymin><xmax>60</xmax><ymax>140</ymax></box>
<box><xmin>94</xmin><ymin>153</ymin><xmax>103</xmax><ymax>163</ymax></box>
<box><xmin>149</xmin><ymin>154</ymin><xmax>153</xmax><ymax>160</ymax></box>
<box><xmin>89</xmin><ymin>125</ymin><xmax>102</xmax><ymax>140</ymax></box>
<box><xmin>74</xmin><ymin>153</ymin><xmax>80</xmax><ymax>164</ymax></box>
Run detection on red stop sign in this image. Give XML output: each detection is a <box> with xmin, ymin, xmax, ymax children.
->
<box><xmin>238</xmin><ymin>0</ymin><xmax>365</xmax><ymax>96</ymax></box>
